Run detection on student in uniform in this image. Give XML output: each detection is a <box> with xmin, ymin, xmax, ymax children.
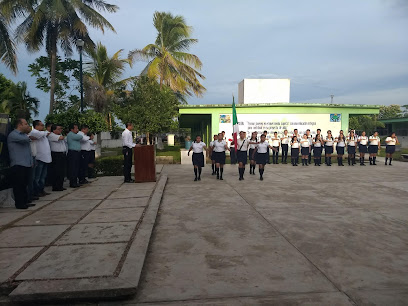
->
<box><xmin>313</xmin><ymin>134</ymin><xmax>323</xmax><ymax>166</ymax></box>
<box><xmin>248</xmin><ymin>132</ymin><xmax>258</xmax><ymax>175</ymax></box>
<box><xmin>300</xmin><ymin>134</ymin><xmax>310</xmax><ymax>166</ymax></box>
<box><xmin>209</xmin><ymin>134</ymin><xmax>218</xmax><ymax>175</ymax></box>
<box><xmin>271</xmin><ymin>131</ymin><xmax>280</xmax><ymax>164</ymax></box>
<box><xmin>290</xmin><ymin>136</ymin><xmax>300</xmax><ymax>166</ymax></box>
<box><xmin>358</xmin><ymin>131</ymin><xmax>368</xmax><ymax>166</ymax></box>
<box><xmin>262</xmin><ymin>131</ymin><xmax>271</xmax><ymax>164</ymax></box>
<box><xmin>368</xmin><ymin>131</ymin><xmax>381</xmax><ymax>165</ymax></box>
<box><xmin>346</xmin><ymin>130</ymin><xmax>356</xmax><ymax>166</ymax></box>
<box><xmin>280</xmin><ymin>129</ymin><xmax>289</xmax><ymax>164</ymax></box>
<box><xmin>335</xmin><ymin>133</ymin><xmax>346</xmax><ymax>166</ymax></box>
<box><xmin>324</xmin><ymin>130</ymin><xmax>334</xmax><ymax>166</ymax></box>
<box><xmin>385</xmin><ymin>132</ymin><xmax>398</xmax><ymax>165</ymax></box>
<box><xmin>229</xmin><ymin>133</ymin><xmax>237</xmax><ymax>165</ymax></box>
<box><xmin>237</xmin><ymin>131</ymin><xmax>251</xmax><ymax>180</ymax></box>
<box><xmin>306</xmin><ymin>129</ymin><xmax>313</xmax><ymax>164</ymax></box>
<box><xmin>211</xmin><ymin>133</ymin><xmax>230</xmax><ymax>180</ymax></box>
<box><xmin>252</xmin><ymin>134</ymin><xmax>277</xmax><ymax>180</ymax></box>
<box><xmin>188</xmin><ymin>135</ymin><xmax>208</xmax><ymax>181</ymax></box>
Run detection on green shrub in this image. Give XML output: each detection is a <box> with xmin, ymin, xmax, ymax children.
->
<box><xmin>95</xmin><ymin>155</ymin><xmax>123</xmax><ymax>176</ymax></box>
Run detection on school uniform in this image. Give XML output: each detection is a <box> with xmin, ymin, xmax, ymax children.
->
<box><xmin>249</xmin><ymin>140</ymin><xmax>257</xmax><ymax>161</ymax></box>
<box><xmin>256</xmin><ymin>141</ymin><xmax>269</xmax><ymax>165</ymax></box>
<box><xmin>191</xmin><ymin>142</ymin><xmax>206</xmax><ymax>167</ymax></box>
<box><xmin>347</xmin><ymin>137</ymin><xmax>356</xmax><ymax>165</ymax></box>
<box><xmin>336</xmin><ymin>139</ymin><xmax>346</xmax><ymax>155</ymax></box>
<box><xmin>291</xmin><ymin>141</ymin><xmax>300</xmax><ymax>166</ymax></box>
<box><xmin>324</xmin><ymin>136</ymin><xmax>334</xmax><ymax>166</ymax></box>
<box><xmin>385</xmin><ymin>137</ymin><xmax>396</xmax><ymax>165</ymax></box>
<box><xmin>280</xmin><ymin>135</ymin><xmax>289</xmax><ymax>163</ymax></box>
<box><xmin>237</xmin><ymin>138</ymin><xmax>249</xmax><ymax>165</ymax></box>
<box><xmin>212</xmin><ymin>140</ymin><xmax>227</xmax><ymax>179</ymax></box>
<box><xmin>271</xmin><ymin>137</ymin><xmax>280</xmax><ymax>164</ymax></box>
<box><xmin>313</xmin><ymin>139</ymin><xmax>323</xmax><ymax>166</ymax></box>
<box><xmin>307</xmin><ymin>135</ymin><xmax>313</xmax><ymax>163</ymax></box>
<box><xmin>368</xmin><ymin>135</ymin><xmax>380</xmax><ymax>165</ymax></box>
<box><xmin>358</xmin><ymin>136</ymin><xmax>368</xmax><ymax>165</ymax></box>
<box><xmin>300</xmin><ymin>139</ymin><xmax>310</xmax><ymax>166</ymax></box>
<box><xmin>209</xmin><ymin>141</ymin><xmax>215</xmax><ymax>160</ymax></box>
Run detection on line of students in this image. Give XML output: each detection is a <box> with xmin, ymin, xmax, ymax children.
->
<box><xmin>188</xmin><ymin>129</ymin><xmax>399</xmax><ymax>181</ymax></box>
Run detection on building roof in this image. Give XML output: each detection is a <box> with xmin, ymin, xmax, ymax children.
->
<box><xmin>379</xmin><ymin>117</ymin><xmax>408</xmax><ymax>123</ymax></box>
<box><xmin>179</xmin><ymin>102</ymin><xmax>381</xmax><ymax>109</ymax></box>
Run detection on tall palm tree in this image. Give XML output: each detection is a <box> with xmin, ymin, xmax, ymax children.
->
<box><xmin>0</xmin><ymin>11</ymin><xmax>17</xmax><ymax>74</ymax></box>
<box><xmin>129</xmin><ymin>11</ymin><xmax>205</xmax><ymax>97</ymax></box>
<box><xmin>7</xmin><ymin>81</ymin><xmax>39</xmax><ymax>121</ymax></box>
<box><xmin>0</xmin><ymin>0</ymin><xmax>118</xmax><ymax>114</ymax></box>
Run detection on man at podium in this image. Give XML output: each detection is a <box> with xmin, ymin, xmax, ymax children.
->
<box><xmin>122</xmin><ymin>123</ymin><xmax>136</xmax><ymax>183</ymax></box>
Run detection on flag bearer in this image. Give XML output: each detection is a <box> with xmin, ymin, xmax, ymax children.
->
<box><xmin>271</xmin><ymin>131</ymin><xmax>280</xmax><ymax>164</ymax></box>
<box><xmin>291</xmin><ymin>136</ymin><xmax>300</xmax><ymax>166</ymax></box>
<box><xmin>313</xmin><ymin>134</ymin><xmax>323</xmax><ymax>166</ymax></box>
<box><xmin>385</xmin><ymin>132</ymin><xmax>398</xmax><ymax>165</ymax></box>
<box><xmin>324</xmin><ymin>130</ymin><xmax>334</xmax><ymax>166</ymax></box>
<box><xmin>248</xmin><ymin>132</ymin><xmax>258</xmax><ymax>175</ymax></box>
<box><xmin>368</xmin><ymin>131</ymin><xmax>381</xmax><ymax>165</ymax></box>
<box><xmin>358</xmin><ymin>131</ymin><xmax>368</xmax><ymax>166</ymax></box>
<box><xmin>252</xmin><ymin>134</ymin><xmax>277</xmax><ymax>180</ymax></box>
<box><xmin>237</xmin><ymin>131</ymin><xmax>250</xmax><ymax>180</ymax></box>
<box><xmin>188</xmin><ymin>135</ymin><xmax>207</xmax><ymax>181</ymax></box>
<box><xmin>280</xmin><ymin>130</ymin><xmax>289</xmax><ymax>164</ymax></box>
<box><xmin>211</xmin><ymin>133</ymin><xmax>230</xmax><ymax>180</ymax></box>
<box><xmin>209</xmin><ymin>134</ymin><xmax>217</xmax><ymax>175</ymax></box>
<box><xmin>347</xmin><ymin>130</ymin><xmax>357</xmax><ymax>166</ymax></box>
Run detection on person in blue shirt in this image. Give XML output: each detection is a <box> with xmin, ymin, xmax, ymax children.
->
<box><xmin>66</xmin><ymin>123</ymin><xmax>83</xmax><ymax>188</ymax></box>
<box><xmin>7</xmin><ymin>118</ymin><xmax>35</xmax><ymax>209</ymax></box>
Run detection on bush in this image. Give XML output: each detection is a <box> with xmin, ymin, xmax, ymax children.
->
<box><xmin>95</xmin><ymin>155</ymin><xmax>123</xmax><ymax>176</ymax></box>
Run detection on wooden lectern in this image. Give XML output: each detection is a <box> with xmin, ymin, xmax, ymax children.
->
<box><xmin>134</xmin><ymin>145</ymin><xmax>156</xmax><ymax>183</ymax></box>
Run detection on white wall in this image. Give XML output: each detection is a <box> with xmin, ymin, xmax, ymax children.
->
<box><xmin>238</xmin><ymin>79</ymin><xmax>290</xmax><ymax>104</ymax></box>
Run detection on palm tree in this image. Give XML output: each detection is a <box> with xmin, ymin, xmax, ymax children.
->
<box><xmin>129</xmin><ymin>11</ymin><xmax>205</xmax><ymax>97</ymax></box>
<box><xmin>0</xmin><ymin>0</ymin><xmax>118</xmax><ymax>114</ymax></box>
<box><xmin>0</xmin><ymin>11</ymin><xmax>17</xmax><ymax>74</ymax></box>
<box><xmin>7</xmin><ymin>81</ymin><xmax>39</xmax><ymax>121</ymax></box>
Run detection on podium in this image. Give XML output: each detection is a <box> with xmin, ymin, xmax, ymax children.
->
<box><xmin>134</xmin><ymin>145</ymin><xmax>156</xmax><ymax>183</ymax></box>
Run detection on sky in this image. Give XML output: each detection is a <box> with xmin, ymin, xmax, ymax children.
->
<box><xmin>1</xmin><ymin>0</ymin><xmax>408</xmax><ymax>121</ymax></box>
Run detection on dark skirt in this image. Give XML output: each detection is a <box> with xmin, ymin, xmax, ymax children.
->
<box><xmin>301</xmin><ymin>147</ymin><xmax>309</xmax><ymax>156</ymax></box>
<box><xmin>348</xmin><ymin>146</ymin><xmax>356</xmax><ymax>154</ymax></box>
<box><xmin>359</xmin><ymin>144</ymin><xmax>368</xmax><ymax>153</ymax></box>
<box><xmin>291</xmin><ymin>148</ymin><xmax>299</xmax><ymax>157</ymax></box>
<box><xmin>368</xmin><ymin>145</ymin><xmax>378</xmax><ymax>154</ymax></box>
<box><xmin>386</xmin><ymin>145</ymin><xmax>395</xmax><ymax>154</ymax></box>
<box><xmin>336</xmin><ymin>146</ymin><xmax>345</xmax><ymax>155</ymax></box>
<box><xmin>213</xmin><ymin>151</ymin><xmax>226</xmax><ymax>164</ymax></box>
<box><xmin>237</xmin><ymin>151</ymin><xmax>248</xmax><ymax>164</ymax></box>
<box><xmin>211</xmin><ymin>151</ymin><xmax>216</xmax><ymax>161</ymax></box>
<box><xmin>249</xmin><ymin>148</ymin><xmax>256</xmax><ymax>161</ymax></box>
<box><xmin>89</xmin><ymin>150</ymin><xmax>96</xmax><ymax>164</ymax></box>
<box><xmin>313</xmin><ymin>147</ymin><xmax>322</xmax><ymax>157</ymax></box>
<box><xmin>325</xmin><ymin>145</ymin><xmax>333</xmax><ymax>154</ymax></box>
<box><xmin>192</xmin><ymin>152</ymin><xmax>205</xmax><ymax>167</ymax></box>
<box><xmin>256</xmin><ymin>152</ymin><xmax>268</xmax><ymax>165</ymax></box>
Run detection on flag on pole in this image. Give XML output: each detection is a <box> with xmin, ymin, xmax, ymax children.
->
<box><xmin>232</xmin><ymin>96</ymin><xmax>239</xmax><ymax>153</ymax></box>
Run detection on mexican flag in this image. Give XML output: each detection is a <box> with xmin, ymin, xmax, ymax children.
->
<box><xmin>232</xmin><ymin>96</ymin><xmax>239</xmax><ymax>152</ymax></box>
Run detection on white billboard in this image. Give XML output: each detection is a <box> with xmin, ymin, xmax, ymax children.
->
<box><xmin>218</xmin><ymin>113</ymin><xmax>342</xmax><ymax>138</ymax></box>
<box><xmin>238</xmin><ymin>79</ymin><xmax>290</xmax><ymax>104</ymax></box>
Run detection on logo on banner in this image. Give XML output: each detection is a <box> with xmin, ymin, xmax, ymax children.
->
<box><xmin>330</xmin><ymin>114</ymin><xmax>341</xmax><ymax>122</ymax></box>
<box><xmin>220</xmin><ymin>115</ymin><xmax>231</xmax><ymax>123</ymax></box>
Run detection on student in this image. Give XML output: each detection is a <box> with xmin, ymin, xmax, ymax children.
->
<box><xmin>335</xmin><ymin>134</ymin><xmax>346</xmax><ymax>166</ymax></box>
<box><xmin>188</xmin><ymin>135</ymin><xmax>207</xmax><ymax>181</ymax></box>
<box><xmin>209</xmin><ymin>134</ymin><xmax>217</xmax><ymax>175</ymax></box>
<box><xmin>280</xmin><ymin>130</ymin><xmax>289</xmax><ymax>164</ymax></box>
<box><xmin>368</xmin><ymin>131</ymin><xmax>381</xmax><ymax>165</ymax></box>
<box><xmin>293</xmin><ymin>128</ymin><xmax>301</xmax><ymax>140</ymax></box>
<box><xmin>211</xmin><ymin>133</ymin><xmax>230</xmax><ymax>180</ymax></box>
<box><xmin>346</xmin><ymin>130</ymin><xmax>356</xmax><ymax>166</ymax></box>
<box><xmin>237</xmin><ymin>131</ymin><xmax>251</xmax><ymax>180</ymax></box>
<box><xmin>300</xmin><ymin>134</ymin><xmax>310</xmax><ymax>166</ymax></box>
<box><xmin>313</xmin><ymin>134</ymin><xmax>323</xmax><ymax>166</ymax></box>
<box><xmin>358</xmin><ymin>131</ymin><xmax>368</xmax><ymax>166</ymax></box>
<box><xmin>262</xmin><ymin>130</ymin><xmax>271</xmax><ymax>164</ymax></box>
<box><xmin>248</xmin><ymin>132</ymin><xmax>258</xmax><ymax>175</ymax></box>
<box><xmin>271</xmin><ymin>131</ymin><xmax>280</xmax><ymax>164</ymax></box>
<box><xmin>324</xmin><ymin>130</ymin><xmax>334</xmax><ymax>166</ymax></box>
<box><xmin>385</xmin><ymin>132</ymin><xmax>398</xmax><ymax>165</ymax></box>
<box><xmin>306</xmin><ymin>129</ymin><xmax>313</xmax><ymax>164</ymax></box>
<box><xmin>229</xmin><ymin>133</ymin><xmax>237</xmax><ymax>165</ymax></box>
<box><xmin>290</xmin><ymin>136</ymin><xmax>300</xmax><ymax>166</ymax></box>
<box><xmin>252</xmin><ymin>134</ymin><xmax>277</xmax><ymax>180</ymax></box>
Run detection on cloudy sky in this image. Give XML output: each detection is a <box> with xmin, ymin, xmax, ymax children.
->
<box><xmin>2</xmin><ymin>0</ymin><xmax>408</xmax><ymax>120</ymax></box>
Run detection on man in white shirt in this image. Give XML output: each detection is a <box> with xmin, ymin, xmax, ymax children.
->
<box><xmin>122</xmin><ymin>123</ymin><xmax>136</xmax><ymax>183</ymax></box>
<box><xmin>78</xmin><ymin>125</ymin><xmax>91</xmax><ymax>184</ymax></box>
<box><xmin>29</xmin><ymin>120</ymin><xmax>51</xmax><ymax>197</ymax></box>
<box><xmin>48</xmin><ymin>124</ymin><xmax>67</xmax><ymax>191</ymax></box>
<box><xmin>306</xmin><ymin>129</ymin><xmax>313</xmax><ymax>164</ymax></box>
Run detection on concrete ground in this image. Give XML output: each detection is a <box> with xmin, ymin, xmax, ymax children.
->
<box><xmin>104</xmin><ymin>160</ymin><xmax>408</xmax><ymax>306</ymax></box>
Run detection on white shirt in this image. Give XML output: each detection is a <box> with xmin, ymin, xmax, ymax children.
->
<box><xmin>325</xmin><ymin>137</ymin><xmax>334</xmax><ymax>146</ymax></box>
<box><xmin>385</xmin><ymin>137</ymin><xmax>396</xmax><ymax>145</ymax></box>
<box><xmin>336</xmin><ymin>139</ymin><xmax>346</xmax><ymax>147</ymax></box>
<box><xmin>191</xmin><ymin>141</ymin><xmax>206</xmax><ymax>153</ymax></box>
<box><xmin>307</xmin><ymin>135</ymin><xmax>313</xmax><ymax>146</ymax></box>
<box><xmin>300</xmin><ymin>139</ymin><xmax>310</xmax><ymax>147</ymax></box>
<box><xmin>359</xmin><ymin>136</ymin><xmax>368</xmax><ymax>145</ymax></box>
<box><xmin>257</xmin><ymin>141</ymin><xmax>269</xmax><ymax>153</ymax></box>
<box><xmin>281</xmin><ymin>135</ymin><xmax>289</xmax><ymax>145</ymax></box>
<box><xmin>213</xmin><ymin>140</ymin><xmax>227</xmax><ymax>152</ymax></box>
<box><xmin>78</xmin><ymin>131</ymin><xmax>91</xmax><ymax>151</ymax></box>
<box><xmin>347</xmin><ymin>137</ymin><xmax>356</xmax><ymax>146</ymax></box>
<box><xmin>249</xmin><ymin>139</ymin><xmax>258</xmax><ymax>149</ymax></box>
<box><xmin>369</xmin><ymin>135</ymin><xmax>380</xmax><ymax>146</ymax></box>
<box><xmin>291</xmin><ymin>141</ymin><xmax>299</xmax><ymax>149</ymax></box>
<box><xmin>48</xmin><ymin>132</ymin><xmax>67</xmax><ymax>153</ymax></box>
<box><xmin>30</xmin><ymin>139</ymin><xmax>37</xmax><ymax>157</ymax></box>
<box><xmin>314</xmin><ymin>139</ymin><xmax>322</xmax><ymax>147</ymax></box>
<box><xmin>89</xmin><ymin>140</ymin><xmax>96</xmax><ymax>150</ymax></box>
<box><xmin>271</xmin><ymin>137</ymin><xmax>280</xmax><ymax>147</ymax></box>
<box><xmin>122</xmin><ymin>129</ymin><xmax>135</xmax><ymax>148</ymax></box>
<box><xmin>237</xmin><ymin>138</ymin><xmax>249</xmax><ymax>151</ymax></box>
<box><xmin>29</xmin><ymin>129</ymin><xmax>51</xmax><ymax>163</ymax></box>
<box><xmin>209</xmin><ymin>140</ymin><xmax>215</xmax><ymax>148</ymax></box>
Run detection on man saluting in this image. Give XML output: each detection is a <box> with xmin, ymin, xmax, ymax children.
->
<box><xmin>122</xmin><ymin>123</ymin><xmax>136</xmax><ymax>183</ymax></box>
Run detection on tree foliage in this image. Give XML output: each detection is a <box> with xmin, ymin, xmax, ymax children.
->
<box><xmin>114</xmin><ymin>76</ymin><xmax>179</xmax><ymax>137</ymax></box>
<box><xmin>378</xmin><ymin>104</ymin><xmax>402</xmax><ymax>119</ymax></box>
<box><xmin>0</xmin><ymin>12</ymin><xmax>17</xmax><ymax>73</ymax></box>
<box><xmin>349</xmin><ymin>115</ymin><xmax>385</xmax><ymax>135</ymax></box>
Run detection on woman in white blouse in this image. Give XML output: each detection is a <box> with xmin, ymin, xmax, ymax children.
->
<box><xmin>300</xmin><ymin>134</ymin><xmax>310</xmax><ymax>166</ymax></box>
<box><xmin>271</xmin><ymin>131</ymin><xmax>280</xmax><ymax>164</ymax></box>
<box><xmin>252</xmin><ymin>134</ymin><xmax>277</xmax><ymax>180</ymax></box>
<box><xmin>313</xmin><ymin>134</ymin><xmax>323</xmax><ymax>166</ymax></box>
<box><xmin>188</xmin><ymin>135</ymin><xmax>208</xmax><ymax>181</ymax></box>
<box><xmin>324</xmin><ymin>130</ymin><xmax>334</xmax><ymax>166</ymax></box>
<box><xmin>358</xmin><ymin>131</ymin><xmax>368</xmax><ymax>166</ymax></box>
<box><xmin>211</xmin><ymin>133</ymin><xmax>230</xmax><ymax>180</ymax></box>
<box><xmin>368</xmin><ymin>131</ymin><xmax>381</xmax><ymax>165</ymax></box>
<box><xmin>290</xmin><ymin>136</ymin><xmax>300</xmax><ymax>166</ymax></box>
<box><xmin>385</xmin><ymin>132</ymin><xmax>398</xmax><ymax>166</ymax></box>
<box><xmin>346</xmin><ymin>130</ymin><xmax>357</xmax><ymax>166</ymax></box>
<box><xmin>335</xmin><ymin>133</ymin><xmax>346</xmax><ymax>166</ymax></box>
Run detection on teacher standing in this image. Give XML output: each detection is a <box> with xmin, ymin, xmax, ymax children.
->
<box><xmin>122</xmin><ymin>123</ymin><xmax>136</xmax><ymax>183</ymax></box>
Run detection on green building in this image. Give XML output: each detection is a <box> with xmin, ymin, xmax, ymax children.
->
<box><xmin>379</xmin><ymin>117</ymin><xmax>408</xmax><ymax>148</ymax></box>
<box><xmin>179</xmin><ymin>103</ymin><xmax>380</xmax><ymax>145</ymax></box>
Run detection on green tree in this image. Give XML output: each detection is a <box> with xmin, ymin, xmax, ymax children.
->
<box><xmin>349</xmin><ymin>115</ymin><xmax>385</xmax><ymax>135</ymax></box>
<box><xmin>379</xmin><ymin>104</ymin><xmax>402</xmax><ymax>119</ymax></box>
<box><xmin>129</xmin><ymin>11</ymin><xmax>205</xmax><ymax>97</ymax></box>
<box><xmin>0</xmin><ymin>11</ymin><xmax>17</xmax><ymax>73</ymax></box>
<box><xmin>6</xmin><ymin>81</ymin><xmax>39</xmax><ymax>122</ymax></box>
<box><xmin>0</xmin><ymin>73</ymin><xmax>14</xmax><ymax>111</ymax></box>
<box><xmin>28</xmin><ymin>56</ymin><xmax>80</xmax><ymax>113</ymax></box>
<box><xmin>1</xmin><ymin>0</ymin><xmax>118</xmax><ymax>114</ymax></box>
<box><xmin>402</xmin><ymin>105</ymin><xmax>408</xmax><ymax>117</ymax></box>
<box><xmin>114</xmin><ymin>77</ymin><xmax>179</xmax><ymax>144</ymax></box>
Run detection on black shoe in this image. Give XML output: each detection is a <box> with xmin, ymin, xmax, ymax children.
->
<box><xmin>373</xmin><ymin>163</ymin><xmax>377</xmax><ymax>165</ymax></box>
<box><xmin>212</xmin><ymin>172</ymin><xmax>215</xmax><ymax>175</ymax></box>
<box><xmin>260</xmin><ymin>177</ymin><xmax>263</xmax><ymax>181</ymax></box>
<box><xmin>16</xmin><ymin>206</ymin><xmax>28</xmax><ymax>209</ymax></box>
<box><xmin>79</xmin><ymin>179</ymin><xmax>89</xmax><ymax>184</ymax></box>
<box><xmin>198</xmin><ymin>177</ymin><xmax>201</xmax><ymax>181</ymax></box>
<box><xmin>220</xmin><ymin>177</ymin><xmax>223</xmax><ymax>180</ymax></box>
<box><xmin>194</xmin><ymin>178</ymin><xmax>198</xmax><ymax>181</ymax></box>
<box><xmin>27</xmin><ymin>204</ymin><xmax>36</xmax><ymax>207</ymax></box>
<box><xmin>52</xmin><ymin>188</ymin><xmax>64</xmax><ymax>191</ymax></box>
<box><xmin>389</xmin><ymin>163</ymin><xmax>392</xmax><ymax>166</ymax></box>
<box><xmin>239</xmin><ymin>177</ymin><xmax>242</xmax><ymax>181</ymax></box>
<box><xmin>124</xmin><ymin>179</ymin><xmax>135</xmax><ymax>183</ymax></box>
<box><xmin>31</xmin><ymin>196</ymin><xmax>40</xmax><ymax>201</ymax></box>
<box><xmin>216</xmin><ymin>174</ymin><xmax>219</xmax><ymax>179</ymax></box>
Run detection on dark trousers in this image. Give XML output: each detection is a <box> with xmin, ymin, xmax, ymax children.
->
<box><xmin>123</xmin><ymin>147</ymin><xmax>133</xmax><ymax>181</ymax></box>
<box><xmin>272</xmin><ymin>146</ymin><xmax>279</xmax><ymax>163</ymax></box>
<box><xmin>79</xmin><ymin>150</ymin><xmax>90</xmax><ymax>182</ymax></box>
<box><xmin>230</xmin><ymin>147</ymin><xmax>237</xmax><ymax>164</ymax></box>
<box><xmin>266</xmin><ymin>147</ymin><xmax>271</xmax><ymax>163</ymax></box>
<box><xmin>50</xmin><ymin>152</ymin><xmax>66</xmax><ymax>190</ymax></box>
<box><xmin>281</xmin><ymin>144</ymin><xmax>288</xmax><ymax>162</ymax></box>
<box><xmin>67</xmin><ymin>150</ymin><xmax>80</xmax><ymax>186</ymax></box>
<box><xmin>10</xmin><ymin>165</ymin><xmax>30</xmax><ymax>208</ymax></box>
